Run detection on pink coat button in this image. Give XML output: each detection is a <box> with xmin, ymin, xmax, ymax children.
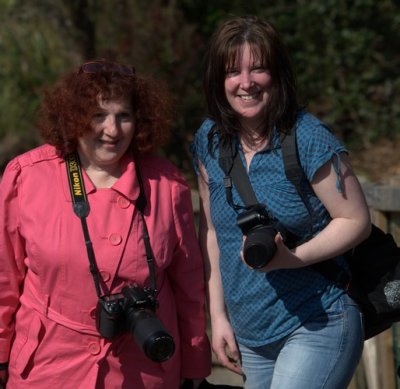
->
<box><xmin>99</xmin><ymin>270</ymin><xmax>111</xmax><ymax>281</ymax></box>
<box><xmin>117</xmin><ymin>196</ymin><xmax>131</xmax><ymax>209</ymax></box>
<box><xmin>108</xmin><ymin>233</ymin><xmax>122</xmax><ymax>246</ymax></box>
<box><xmin>88</xmin><ymin>342</ymin><xmax>101</xmax><ymax>355</ymax></box>
<box><xmin>90</xmin><ymin>307</ymin><xmax>97</xmax><ymax>319</ymax></box>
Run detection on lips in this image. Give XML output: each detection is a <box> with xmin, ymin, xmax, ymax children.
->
<box><xmin>237</xmin><ymin>91</ymin><xmax>261</xmax><ymax>101</ymax></box>
<box><xmin>99</xmin><ymin>139</ymin><xmax>119</xmax><ymax>145</ymax></box>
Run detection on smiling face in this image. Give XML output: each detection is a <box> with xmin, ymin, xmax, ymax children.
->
<box><xmin>77</xmin><ymin>98</ymin><xmax>135</xmax><ymax>173</ymax></box>
<box><xmin>224</xmin><ymin>43</ymin><xmax>272</xmax><ymax>132</ymax></box>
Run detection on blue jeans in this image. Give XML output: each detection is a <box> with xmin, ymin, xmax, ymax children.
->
<box><xmin>238</xmin><ymin>294</ymin><xmax>364</xmax><ymax>389</ymax></box>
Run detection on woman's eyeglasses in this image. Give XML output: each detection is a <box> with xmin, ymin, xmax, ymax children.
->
<box><xmin>79</xmin><ymin>60</ymin><xmax>135</xmax><ymax>76</ymax></box>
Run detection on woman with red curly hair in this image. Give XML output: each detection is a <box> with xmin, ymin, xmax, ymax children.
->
<box><xmin>0</xmin><ymin>59</ymin><xmax>211</xmax><ymax>388</ymax></box>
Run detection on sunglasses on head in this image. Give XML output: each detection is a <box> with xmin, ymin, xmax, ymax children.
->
<box><xmin>79</xmin><ymin>60</ymin><xmax>135</xmax><ymax>76</ymax></box>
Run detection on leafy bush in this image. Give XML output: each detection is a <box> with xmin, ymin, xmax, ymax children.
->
<box><xmin>1</xmin><ymin>0</ymin><xmax>399</xmax><ymax>176</ymax></box>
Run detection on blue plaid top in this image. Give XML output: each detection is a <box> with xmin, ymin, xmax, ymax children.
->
<box><xmin>191</xmin><ymin>110</ymin><xmax>348</xmax><ymax>346</ymax></box>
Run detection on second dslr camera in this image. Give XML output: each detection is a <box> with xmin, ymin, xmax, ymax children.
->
<box><xmin>237</xmin><ymin>204</ymin><xmax>290</xmax><ymax>270</ymax></box>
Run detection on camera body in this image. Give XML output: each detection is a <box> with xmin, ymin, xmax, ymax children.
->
<box><xmin>96</xmin><ymin>284</ymin><xmax>175</xmax><ymax>362</ymax></box>
<box><xmin>237</xmin><ymin>204</ymin><xmax>287</xmax><ymax>270</ymax></box>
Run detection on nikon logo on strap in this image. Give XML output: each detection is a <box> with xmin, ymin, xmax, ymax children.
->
<box><xmin>65</xmin><ymin>153</ymin><xmax>89</xmax><ymax>218</ymax></box>
<box><xmin>66</xmin><ymin>157</ymin><xmax>83</xmax><ymax>197</ymax></box>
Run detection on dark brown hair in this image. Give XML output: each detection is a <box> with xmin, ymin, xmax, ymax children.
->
<box><xmin>203</xmin><ymin>15</ymin><xmax>299</xmax><ymax>148</ymax></box>
<box><xmin>37</xmin><ymin>60</ymin><xmax>173</xmax><ymax>156</ymax></box>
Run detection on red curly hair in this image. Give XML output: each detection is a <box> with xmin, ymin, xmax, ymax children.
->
<box><xmin>37</xmin><ymin>59</ymin><xmax>173</xmax><ymax>156</ymax></box>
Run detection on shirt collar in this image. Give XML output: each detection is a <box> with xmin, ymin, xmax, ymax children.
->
<box><xmin>111</xmin><ymin>152</ymin><xmax>141</xmax><ymax>201</ymax></box>
<box><xmin>62</xmin><ymin>152</ymin><xmax>141</xmax><ymax>202</ymax></box>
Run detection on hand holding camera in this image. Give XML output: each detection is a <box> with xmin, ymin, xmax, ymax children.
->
<box><xmin>237</xmin><ymin>204</ymin><xmax>297</xmax><ymax>270</ymax></box>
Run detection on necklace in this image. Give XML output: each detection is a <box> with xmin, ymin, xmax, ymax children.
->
<box><xmin>240</xmin><ymin>134</ymin><xmax>269</xmax><ymax>154</ymax></box>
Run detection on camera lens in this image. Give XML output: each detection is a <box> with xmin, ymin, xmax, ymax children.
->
<box><xmin>243</xmin><ymin>225</ymin><xmax>277</xmax><ymax>269</ymax></box>
<box><xmin>126</xmin><ymin>309</ymin><xmax>175</xmax><ymax>362</ymax></box>
<box><xmin>143</xmin><ymin>332</ymin><xmax>175</xmax><ymax>363</ymax></box>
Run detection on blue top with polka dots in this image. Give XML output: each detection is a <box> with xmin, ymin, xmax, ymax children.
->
<box><xmin>191</xmin><ymin>110</ymin><xmax>348</xmax><ymax>346</ymax></box>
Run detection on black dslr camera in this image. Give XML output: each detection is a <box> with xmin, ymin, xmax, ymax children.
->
<box><xmin>237</xmin><ymin>204</ymin><xmax>290</xmax><ymax>270</ymax></box>
<box><xmin>96</xmin><ymin>284</ymin><xmax>175</xmax><ymax>362</ymax></box>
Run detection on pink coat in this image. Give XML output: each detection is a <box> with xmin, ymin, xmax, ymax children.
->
<box><xmin>0</xmin><ymin>145</ymin><xmax>211</xmax><ymax>388</ymax></box>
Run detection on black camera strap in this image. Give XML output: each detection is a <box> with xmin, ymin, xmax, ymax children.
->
<box><xmin>134</xmin><ymin>158</ymin><xmax>158</xmax><ymax>294</ymax></box>
<box><xmin>218</xmin><ymin>132</ymin><xmax>313</xmax><ymax>234</ymax></box>
<box><xmin>65</xmin><ymin>153</ymin><xmax>102</xmax><ymax>297</ymax></box>
<box><xmin>65</xmin><ymin>152</ymin><xmax>157</xmax><ymax>297</ymax></box>
<box><xmin>218</xmin><ymin>138</ymin><xmax>258</xmax><ymax>210</ymax></box>
<box><xmin>280</xmin><ymin>132</ymin><xmax>314</xmax><ymax>231</ymax></box>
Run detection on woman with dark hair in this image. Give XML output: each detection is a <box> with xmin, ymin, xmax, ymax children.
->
<box><xmin>0</xmin><ymin>59</ymin><xmax>211</xmax><ymax>388</ymax></box>
<box><xmin>192</xmin><ymin>16</ymin><xmax>370</xmax><ymax>388</ymax></box>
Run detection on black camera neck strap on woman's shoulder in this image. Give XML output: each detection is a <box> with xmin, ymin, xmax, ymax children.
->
<box><xmin>218</xmin><ymin>137</ymin><xmax>259</xmax><ymax>211</ymax></box>
<box><xmin>134</xmin><ymin>158</ymin><xmax>158</xmax><ymax>294</ymax></box>
<box><xmin>65</xmin><ymin>152</ymin><xmax>157</xmax><ymax>297</ymax></box>
<box><xmin>218</xmin><ymin>133</ymin><xmax>313</xmax><ymax>234</ymax></box>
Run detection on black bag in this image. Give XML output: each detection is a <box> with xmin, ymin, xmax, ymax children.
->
<box><xmin>219</xmin><ymin>131</ymin><xmax>400</xmax><ymax>340</ymax></box>
<box><xmin>280</xmin><ymin>129</ymin><xmax>400</xmax><ymax>339</ymax></box>
<box><xmin>343</xmin><ymin>225</ymin><xmax>400</xmax><ymax>339</ymax></box>
<box><xmin>312</xmin><ymin>224</ymin><xmax>400</xmax><ymax>339</ymax></box>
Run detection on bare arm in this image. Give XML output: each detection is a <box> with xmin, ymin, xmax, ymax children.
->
<box><xmin>260</xmin><ymin>153</ymin><xmax>371</xmax><ymax>270</ymax></box>
<box><xmin>197</xmin><ymin>162</ymin><xmax>242</xmax><ymax>375</ymax></box>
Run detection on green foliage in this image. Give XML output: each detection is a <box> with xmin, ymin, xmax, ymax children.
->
<box><xmin>0</xmin><ymin>0</ymin><xmax>399</xmax><ymax>175</ymax></box>
<box><xmin>273</xmin><ymin>0</ymin><xmax>400</xmax><ymax>148</ymax></box>
<box><xmin>178</xmin><ymin>0</ymin><xmax>400</xmax><ymax>153</ymax></box>
<box><xmin>0</xmin><ymin>0</ymin><xmax>80</xmax><ymax>169</ymax></box>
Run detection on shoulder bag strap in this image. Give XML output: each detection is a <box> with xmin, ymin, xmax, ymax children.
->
<box><xmin>281</xmin><ymin>130</ymin><xmax>348</xmax><ymax>286</ymax></box>
<box><xmin>281</xmin><ymin>131</ymin><xmax>314</xmax><ymax>231</ymax></box>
